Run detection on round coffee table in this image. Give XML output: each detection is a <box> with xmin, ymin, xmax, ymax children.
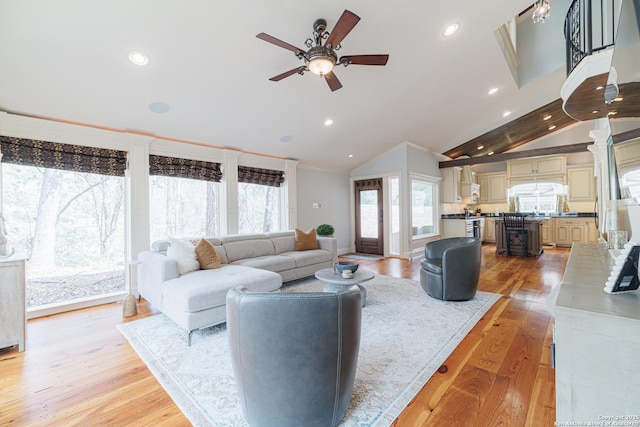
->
<box><xmin>315</xmin><ymin>268</ymin><xmax>375</xmax><ymax>307</ymax></box>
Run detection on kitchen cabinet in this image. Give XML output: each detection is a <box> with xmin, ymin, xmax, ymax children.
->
<box><xmin>507</xmin><ymin>156</ymin><xmax>567</xmax><ymax>186</ymax></box>
<box><xmin>483</xmin><ymin>217</ymin><xmax>496</xmax><ymax>242</ymax></box>
<box><xmin>541</xmin><ymin>220</ymin><xmax>554</xmax><ymax>245</ymax></box>
<box><xmin>495</xmin><ymin>217</ymin><xmax>546</xmax><ymax>256</ymax></box>
<box><xmin>567</xmin><ymin>165</ymin><xmax>596</xmax><ymax>201</ymax></box>
<box><xmin>442</xmin><ymin>167</ymin><xmax>462</xmax><ymax>203</ymax></box>
<box><xmin>554</xmin><ymin>218</ymin><xmax>586</xmax><ymax>246</ymax></box>
<box><xmin>477</xmin><ymin>173</ymin><xmax>507</xmax><ymax>204</ymax></box>
<box><xmin>586</xmin><ymin>218</ymin><xmax>599</xmax><ymax>242</ymax></box>
<box><xmin>0</xmin><ymin>258</ymin><xmax>26</xmax><ymax>352</ymax></box>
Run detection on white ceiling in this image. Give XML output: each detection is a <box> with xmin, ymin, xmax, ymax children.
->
<box><xmin>0</xmin><ymin>0</ymin><xmax>575</xmax><ymax>174</ymax></box>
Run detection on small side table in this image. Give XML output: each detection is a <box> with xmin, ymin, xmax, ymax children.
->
<box><xmin>315</xmin><ymin>268</ymin><xmax>375</xmax><ymax>307</ymax></box>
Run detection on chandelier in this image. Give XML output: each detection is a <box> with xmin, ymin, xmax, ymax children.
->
<box><xmin>532</xmin><ymin>0</ymin><xmax>551</xmax><ymax>23</ymax></box>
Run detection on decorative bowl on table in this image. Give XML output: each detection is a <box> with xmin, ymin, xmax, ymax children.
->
<box><xmin>334</xmin><ymin>261</ymin><xmax>359</xmax><ymax>274</ymax></box>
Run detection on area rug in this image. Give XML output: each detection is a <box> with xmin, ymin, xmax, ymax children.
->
<box><xmin>118</xmin><ymin>275</ymin><xmax>500</xmax><ymax>426</ymax></box>
<box><xmin>342</xmin><ymin>253</ymin><xmax>384</xmax><ymax>261</ymax></box>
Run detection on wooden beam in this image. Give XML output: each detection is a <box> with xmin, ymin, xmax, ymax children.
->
<box><xmin>612</xmin><ymin>127</ymin><xmax>640</xmax><ymax>144</ymax></box>
<box><xmin>439</xmin><ymin>142</ymin><xmax>592</xmax><ymax>168</ymax></box>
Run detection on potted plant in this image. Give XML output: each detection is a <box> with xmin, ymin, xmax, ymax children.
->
<box><xmin>316</xmin><ymin>224</ymin><xmax>335</xmax><ymax>237</ymax></box>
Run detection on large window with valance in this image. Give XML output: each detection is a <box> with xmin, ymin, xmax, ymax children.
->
<box><xmin>0</xmin><ymin>136</ymin><xmax>126</xmax><ymax>310</ymax></box>
<box><xmin>148</xmin><ymin>155</ymin><xmax>222</xmax><ymax>242</ymax></box>
<box><xmin>238</xmin><ymin>166</ymin><xmax>284</xmax><ymax>233</ymax></box>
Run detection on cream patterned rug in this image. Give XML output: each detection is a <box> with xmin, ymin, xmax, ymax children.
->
<box><xmin>118</xmin><ymin>275</ymin><xmax>500</xmax><ymax>426</ymax></box>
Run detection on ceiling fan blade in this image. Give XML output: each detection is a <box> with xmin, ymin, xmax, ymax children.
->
<box><xmin>324</xmin><ymin>71</ymin><xmax>343</xmax><ymax>92</ymax></box>
<box><xmin>325</xmin><ymin>10</ymin><xmax>360</xmax><ymax>48</ymax></box>
<box><xmin>341</xmin><ymin>54</ymin><xmax>389</xmax><ymax>66</ymax></box>
<box><xmin>256</xmin><ymin>32</ymin><xmax>305</xmax><ymax>55</ymax></box>
<box><xmin>269</xmin><ymin>66</ymin><xmax>306</xmax><ymax>82</ymax></box>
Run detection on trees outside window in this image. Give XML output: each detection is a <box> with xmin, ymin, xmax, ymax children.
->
<box><xmin>2</xmin><ymin>163</ymin><xmax>125</xmax><ymax>309</ymax></box>
<box><xmin>238</xmin><ymin>182</ymin><xmax>280</xmax><ymax>233</ymax></box>
<box><xmin>148</xmin><ymin>175</ymin><xmax>219</xmax><ymax>242</ymax></box>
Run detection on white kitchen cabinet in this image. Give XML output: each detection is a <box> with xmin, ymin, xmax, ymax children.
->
<box><xmin>0</xmin><ymin>258</ymin><xmax>26</xmax><ymax>352</ymax></box>
<box><xmin>507</xmin><ymin>156</ymin><xmax>567</xmax><ymax>186</ymax></box>
<box><xmin>477</xmin><ymin>172</ymin><xmax>507</xmax><ymax>204</ymax></box>
<box><xmin>442</xmin><ymin>167</ymin><xmax>462</xmax><ymax>203</ymax></box>
<box><xmin>541</xmin><ymin>219</ymin><xmax>554</xmax><ymax>245</ymax></box>
<box><xmin>483</xmin><ymin>217</ymin><xmax>496</xmax><ymax>242</ymax></box>
<box><xmin>567</xmin><ymin>165</ymin><xmax>596</xmax><ymax>201</ymax></box>
<box><xmin>554</xmin><ymin>218</ymin><xmax>586</xmax><ymax>246</ymax></box>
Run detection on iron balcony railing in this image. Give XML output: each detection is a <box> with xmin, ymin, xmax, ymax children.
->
<box><xmin>565</xmin><ymin>0</ymin><xmax>617</xmax><ymax>75</ymax></box>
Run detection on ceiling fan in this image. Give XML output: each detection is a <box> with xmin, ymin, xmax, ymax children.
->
<box><xmin>256</xmin><ymin>10</ymin><xmax>389</xmax><ymax>92</ymax></box>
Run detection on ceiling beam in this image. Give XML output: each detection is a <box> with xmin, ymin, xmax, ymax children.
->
<box><xmin>438</xmin><ymin>142</ymin><xmax>592</xmax><ymax>168</ymax></box>
<box><xmin>612</xmin><ymin>127</ymin><xmax>640</xmax><ymax>144</ymax></box>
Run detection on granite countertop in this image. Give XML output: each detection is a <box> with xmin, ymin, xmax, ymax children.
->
<box><xmin>442</xmin><ymin>212</ymin><xmax>597</xmax><ymax>219</ymax></box>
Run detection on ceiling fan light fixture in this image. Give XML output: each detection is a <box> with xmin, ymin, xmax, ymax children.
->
<box><xmin>308</xmin><ymin>56</ymin><xmax>335</xmax><ymax>76</ymax></box>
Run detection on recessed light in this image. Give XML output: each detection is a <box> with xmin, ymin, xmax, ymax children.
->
<box><xmin>543</xmin><ymin>114</ymin><xmax>552</xmax><ymax>120</ymax></box>
<box><xmin>548</xmin><ymin>125</ymin><xmax>557</xmax><ymax>130</ymax></box>
<box><xmin>608</xmin><ymin>111</ymin><xmax>618</xmax><ymax>116</ymax></box>
<box><xmin>487</xmin><ymin>151</ymin><xmax>494</xmax><ymax>156</ymax></box>
<box><xmin>592</xmin><ymin>110</ymin><xmax>600</xmax><ymax>114</ymax></box>
<box><xmin>280</xmin><ymin>135</ymin><xmax>293</xmax><ymax>143</ymax></box>
<box><xmin>477</xmin><ymin>145</ymin><xmax>484</xmax><ymax>150</ymax></box>
<box><xmin>502</xmin><ymin>111</ymin><xmax>511</xmax><ymax>117</ymax></box>
<box><xmin>488</xmin><ymin>87</ymin><xmax>499</xmax><ymax>95</ymax></box>
<box><xmin>614</xmin><ymin>96</ymin><xmax>624</xmax><ymax>102</ymax></box>
<box><xmin>128</xmin><ymin>51</ymin><xmax>149</xmax><ymax>66</ymax></box>
<box><xmin>348</xmin><ymin>154</ymin><xmax>354</xmax><ymax>158</ymax></box>
<box><xmin>443</xmin><ymin>22</ymin><xmax>460</xmax><ymax>37</ymax></box>
<box><xmin>595</xmin><ymin>86</ymin><xmax>604</xmax><ymax>90</ymax></box>
<box><xmin>324</xmin><ymin>119</ymin><xmax>334</xmax><ymax>126</ymax></box>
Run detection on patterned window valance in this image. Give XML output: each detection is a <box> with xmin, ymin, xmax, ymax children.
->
<box><xmin>0</xmin><ymin>136</ymin><xmax>127</xmax><ymax>176</ymax></box>
<box><xmin>354</xmin><ymin>178</ymin><xmax>382</xmax><ymax>191</ymax></box>
<box><xmin>238</xmin><ymin>166</ymin><xmax>285</xmax><ymax>187</ymax></box>
<box><xmin>149</xmin><ymin>155</ymin><xmax>222</xmax><ymax>182</ymax></box>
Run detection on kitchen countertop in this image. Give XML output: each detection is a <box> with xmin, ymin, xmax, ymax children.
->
<box><xmin>441</xmin><ymin>212</ymin><xmax>597</xmax><ymax>220</ymax></box>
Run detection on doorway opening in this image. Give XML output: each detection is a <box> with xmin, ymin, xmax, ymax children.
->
<box><xmin>354</xmin><ymin>178</ymin><xmax>383</xmax><ymax>255</ymax></box>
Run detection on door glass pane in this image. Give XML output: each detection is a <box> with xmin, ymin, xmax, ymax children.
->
<box><xmin>359</xmin><ymin>189</ymin><xmax>378</xmax><ymax>238</ymax></box>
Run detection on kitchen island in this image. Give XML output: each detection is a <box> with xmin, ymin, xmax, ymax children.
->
<box><xmin>494</xmin><ymin>216</ymin><xmax>549</xmax><ymax>256</ymax></box>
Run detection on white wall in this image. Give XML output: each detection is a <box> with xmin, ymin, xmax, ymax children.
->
<box><xmin>296</xmin><ymin>167</ymin><xmax>351</xmax><ymax>253</ymax></box>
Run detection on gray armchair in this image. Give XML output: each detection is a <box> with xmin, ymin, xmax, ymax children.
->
<box><xmin>226</xmin><ymin>286</ymin><xmax>362</xmax><ymax>427</ymax></box>
<box><xmin>420</xmin><ymin>237</ymin><xmax>481</xmax><ymax>301</ymax></box>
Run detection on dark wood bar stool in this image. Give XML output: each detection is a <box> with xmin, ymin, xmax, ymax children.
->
<box><xmin>503</xmin><ymin>213</ymin><xmax>528</xmax><ymax>257</ymax></box>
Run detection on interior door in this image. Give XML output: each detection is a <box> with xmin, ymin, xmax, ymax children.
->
<box><xmin>355</xmin><ymin>178</ymin><xmax>383</xmax><ymax>254</ymax></box>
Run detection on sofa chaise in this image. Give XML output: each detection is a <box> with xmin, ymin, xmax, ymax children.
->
<box><xmin>137</xmin><ymin>231</ymin><xmax>337</xmax><ymax>344</ymax></box>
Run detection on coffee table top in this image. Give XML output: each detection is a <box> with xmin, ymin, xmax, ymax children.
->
<box><xmin>315</xmin><ymin>268</ymin><xmax>375</xmax><ymax>285</ymax></box>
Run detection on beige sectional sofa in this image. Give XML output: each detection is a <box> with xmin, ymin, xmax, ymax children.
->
<box><xmin>137</xmin><ymin>231</ymin><xmax>337</xmax><ymax>344</ymax></box>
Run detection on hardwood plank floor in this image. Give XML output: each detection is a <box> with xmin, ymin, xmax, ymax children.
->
<box><xmin>0</xmin><ymin>243</ymin><xmax>567</xmax><ymax>426</ymax></box>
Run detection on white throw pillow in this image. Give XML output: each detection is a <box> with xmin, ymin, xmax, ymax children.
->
<box><xmin>167</xmin><ymin>237</ymin><xmax>200</xmax><ymax>275</ymax></box>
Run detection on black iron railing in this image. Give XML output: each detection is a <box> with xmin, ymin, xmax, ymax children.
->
<box><xmin>565</xmin><ymin>0</ymin><xmax>617</xmax><ymax>75</ymax></box>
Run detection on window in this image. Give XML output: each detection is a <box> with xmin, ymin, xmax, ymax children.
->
<box><xmin>237</xmin><ymin>166</ymin><xmax>284</xmax><ymax>233</ymax></box>
<box><xmin>238</xmin><ymin>183</ymin><xmax>280</xmax><ymax>233</ymax></box>
<box><xmin>509</xmin><ymin>182</ymin><xmax>566</xmax><ymax>213</ymax></box>
<box><xmin>389</xmin><ymin>177</ymin><xmax>400</xmax><ymax>255</ymax></box>
<box><xmin>149</xmin><ymin>176</ymin><xmax>219</xmax><ymax>242</ymax></box>
<box><xmin>411</xmin><ymin>177</ymin><xmax>438</xmax><ymax>237</ymax></box>
<box><xmin>620</xmin><ymin>168</ymin><xmax>640</xmax><ymax>200</ymax></box>
<box><xmin>3</xmin><ymin>163</ymin><xmax>125</xmax><ymax>309</ymax></box>
<box><xmin>148</xmin><ymin>155</ymin><xmax>221</xmax><ymax>242</ymax></box>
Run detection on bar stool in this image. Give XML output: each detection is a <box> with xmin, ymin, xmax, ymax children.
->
<box><xmin>503</xmin><ymin>213</ymin><xmax>528</xmax><ymax>257</ymax></box>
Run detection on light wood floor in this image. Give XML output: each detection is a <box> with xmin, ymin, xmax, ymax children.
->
<box><xmin>0</xmin><ymin>243</ymin><xmax>567</xmax><ymax>426</ymax></box>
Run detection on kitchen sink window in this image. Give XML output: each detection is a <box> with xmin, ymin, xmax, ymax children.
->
<box><xmin>509</xmin><ymin>182</ymin><xmax>566</xmax><ymax>214</ymax></box>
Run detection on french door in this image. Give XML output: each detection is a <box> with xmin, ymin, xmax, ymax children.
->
<box><xmin>354</xmin><ymin>178</ymin><xmax>383</xmax><ymax>255</ymax></box>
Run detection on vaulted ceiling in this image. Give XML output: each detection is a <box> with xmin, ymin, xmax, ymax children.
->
<box><xmin>0</xmin><ymin>0</ymin><xmax>619</xmax><ymax>173</ymax></box>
